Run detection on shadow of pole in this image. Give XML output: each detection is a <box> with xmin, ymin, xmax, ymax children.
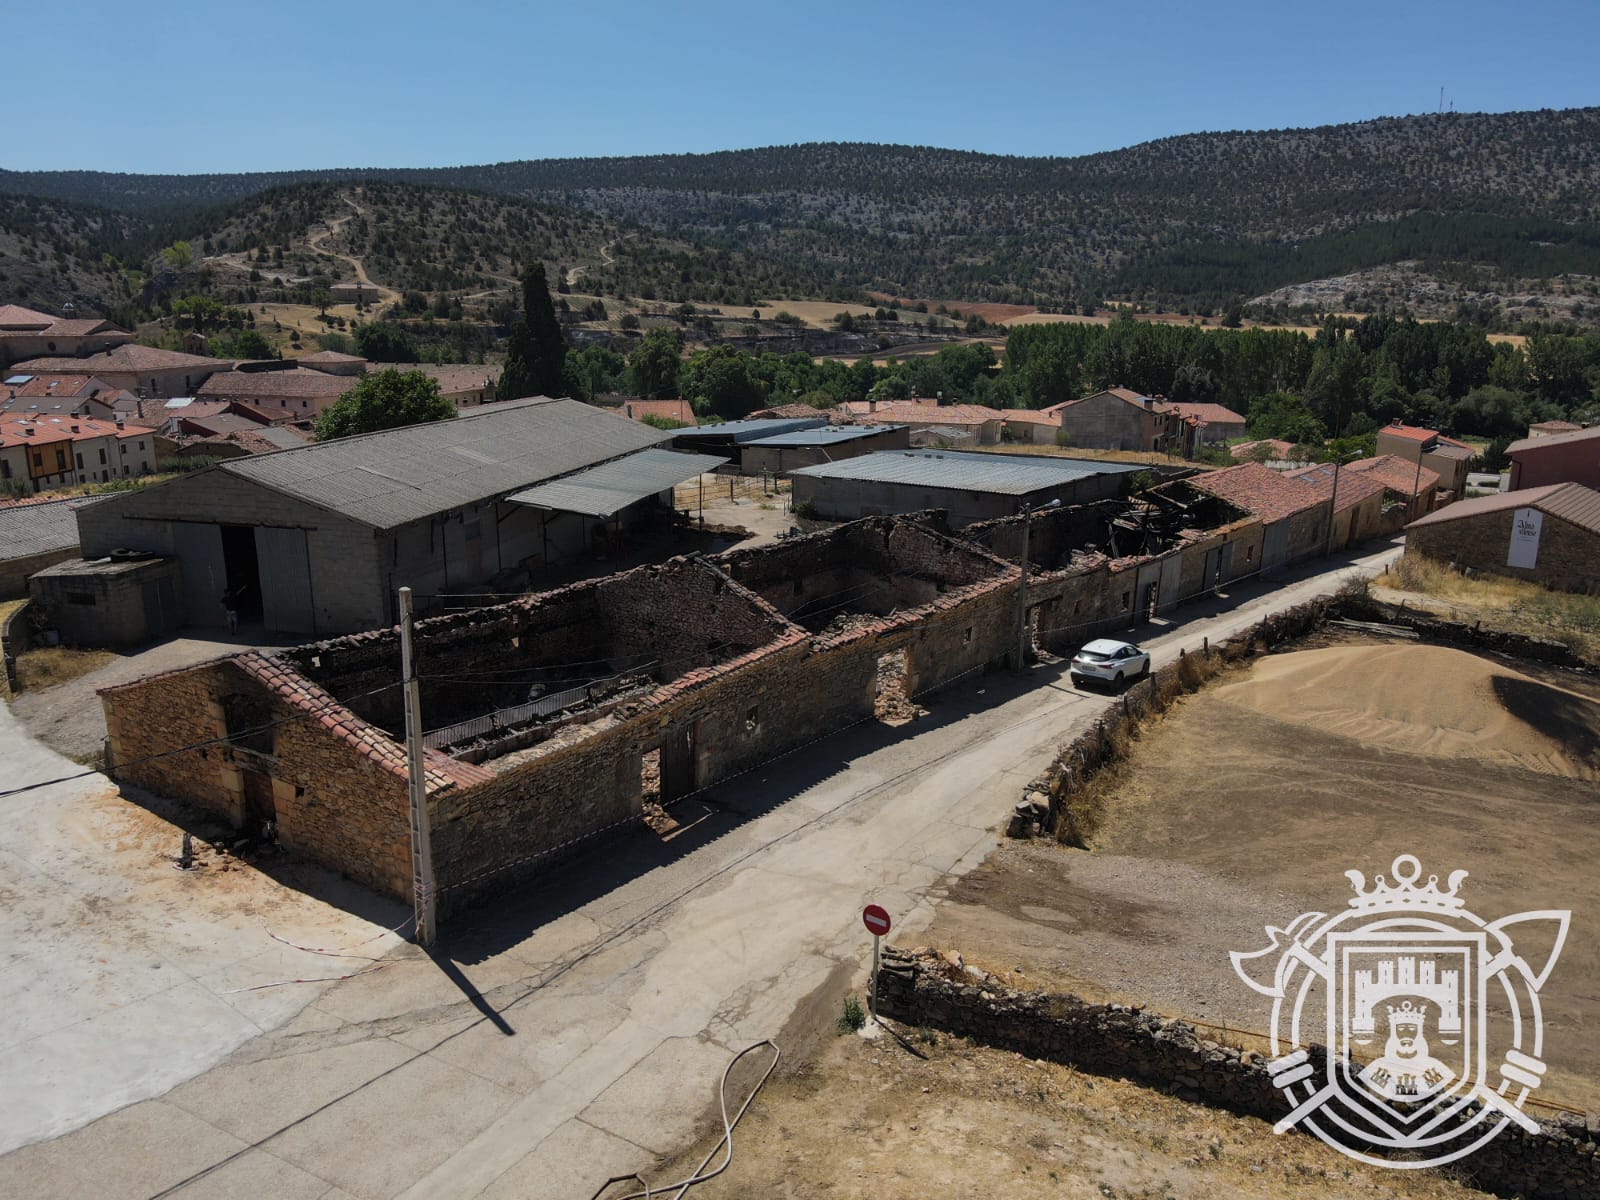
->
<box><xmin>427</xmin><ymin>948</ymin><xmax>516</xmax><ymax>1036</ymax></box>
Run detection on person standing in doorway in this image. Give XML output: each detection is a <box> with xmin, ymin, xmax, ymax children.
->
<box><xmin>221</xmin><ymin>588</ymin><xmax>240</xmax><ymax>634</ymax></box>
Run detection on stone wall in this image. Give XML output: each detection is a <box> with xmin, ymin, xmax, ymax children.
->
<box><xmin>1407</xmin><ymin>510</ymin><xmax>1600</xmax><ymax>593</ymax></box>
<box><xmin>876</xmin><ymin>949</ymin><xmax>1599</xmax><ymax>1200</ymax></box>
<box><xmin>101</xmin><ymin>654</ymin><xmax>422</xmax><ymax>897</ymax></box>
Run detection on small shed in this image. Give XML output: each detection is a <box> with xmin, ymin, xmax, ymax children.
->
<box><xmin>29</xmin><ymin>554</ymin><xmax>182</xmax><ymax>647</ymax></box>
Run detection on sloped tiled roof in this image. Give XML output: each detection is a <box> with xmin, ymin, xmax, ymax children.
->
<box><xmin>0</xmin><ymin>304</ymin><xmax>58</xmax><ymax>329</ymax></box>
<box><xmin>1040</xmin><ymin>387</ymin><xmax>1152</xmax><ymax>416</ymax></box>
<box><xmin>1285</xmin><ymin>462</ymin><xmax>1387</xmax><ymax>513</ymax></box>
<box><xmin>1187</xmin><ymin>462</ymin><xmax>1325</xmax><ymax>523</ymax></box>
<box><xmin>13</xmin><ymin>344</ymin><xmax>222</xmax><ymax>373</ymax></box>
<box><xmin>1345</xmin><ymin>454</ymin><xmax>1441</xmax><ymax>497</ymax></box>
<box><xmin>1163</xmin><ymin>402</ymin><xmax>1247</xmax><ymax>425</ymax></box>
<box><xmin>1406</xmin><ymin>482</ymin><xmax>1600</xmax><ymax>537</ymax></box>
<box><xmin>197</xmin><ymin>368</ymin><xmax>356</xmax><ymax>400</ymax></box>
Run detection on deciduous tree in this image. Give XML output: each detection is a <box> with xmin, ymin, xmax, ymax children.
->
<box><xmin>315</xmin><ymin>369</ymin><xmax>454</xmax><ymax>441</ymax></box>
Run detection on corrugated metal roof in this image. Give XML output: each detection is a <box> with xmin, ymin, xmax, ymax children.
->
<box><xmin>1406</xmin><ymin>482</ymin><xmax>1600</xmax><ymax>535</ymax></box>
<box><xmin>506</xmin><ymin>448</ymin><xmax>728</xmax><ymax>517</ymax></box>
<box><xmin>744</xmin><ymin>425</ymin><xmax>903</xmax><ymax>447</ymax></box>
<box><xmin>0</xmin><ymin>496</ymin><xmax>103</xmax><ymax>561</ymax></box>
<box><xmin>1506</xmin><ymin>424</ymin><xmax>1600</xmax><ymax>455</ymax></box>
<box><xmin>218</xmin><ymin>398</ymin><xmax>670</xmax><ymax>529</ymax></box>
<box><xmin>789</xmin><ymin>450</ymin><xmax>1142</xmax><ymax>495</ymax></box>
<box><xmin>673</xmin><ymin>418</ymin><xmax>828</xmax><ymax>443</ymax></box>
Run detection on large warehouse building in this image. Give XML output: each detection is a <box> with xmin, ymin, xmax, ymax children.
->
<box><xmin>61</xmin><ymin>399</ymin><xmax>722</xmax><ymax>637</ymax></box>
<box><xmin>789</xmin><ymin>450</ymin><xmax>1146</xmax><ymax>526</ymax></box>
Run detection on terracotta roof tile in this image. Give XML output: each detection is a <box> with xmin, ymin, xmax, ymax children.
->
<box><xmin>1188</xmin><ymin>462</ymin><xmax>1326</xmax><ymax>523</ymax></box>
<box><xmin>1345</xmin><ymin>454</ymin><xmax>1441</xmax><ymax>497</ymax></box>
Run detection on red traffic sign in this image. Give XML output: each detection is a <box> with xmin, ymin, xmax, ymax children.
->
<box><xmin>862</xmin><ymin>904</ymin><xmax>891</xmax><ymax>937</ymax></box>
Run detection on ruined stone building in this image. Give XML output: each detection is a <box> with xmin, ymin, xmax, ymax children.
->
<box><xmin>102</xmin><ymin>478</ymin><xmax>1324</xmax><ymax>915</ymax></box>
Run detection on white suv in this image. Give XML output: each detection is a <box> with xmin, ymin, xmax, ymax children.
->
<box><xmin>1069</xmin><ymin>639</ymin><xmax>1151</xmax><ymax>690</ymax></box>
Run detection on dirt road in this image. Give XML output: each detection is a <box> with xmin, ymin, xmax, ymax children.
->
<box><xmin>0</xmin><ymin>542</ymin><xmax>1402</xmax><ymax>1199</ymax></box>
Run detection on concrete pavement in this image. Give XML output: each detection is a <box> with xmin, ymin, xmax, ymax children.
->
<box><xmin>0</xmin><ymin>683</ymin><xmax>408</xmax><ymax>1158</ymax></box>
<box><xmin>0</xmin><ymin>541</ymin><xmax>1400</xmax><ymax>1199</ymax></box>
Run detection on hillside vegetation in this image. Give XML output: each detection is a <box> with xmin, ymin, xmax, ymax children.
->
<box><xmin>4</xmin><ymin>108</ymin><xmax>1600</xmax><ymax>320</ymax></box>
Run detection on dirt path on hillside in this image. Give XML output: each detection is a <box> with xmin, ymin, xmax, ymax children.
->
<box><xmin>307</xmin><ymin>194</ymin><xmax>401</xmax><ymax>307</ymax></box>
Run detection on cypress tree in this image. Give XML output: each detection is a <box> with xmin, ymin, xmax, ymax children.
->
<box><xmin>497</xmin><ymin>263</ymin><xmax>568</xmax><ymax>400</ymax></box>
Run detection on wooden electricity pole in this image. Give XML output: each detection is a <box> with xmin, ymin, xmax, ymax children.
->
<box><xmin>399</xmin><ymin>587</ymin><xmax>436</xmax><ymax>946</ymax></box>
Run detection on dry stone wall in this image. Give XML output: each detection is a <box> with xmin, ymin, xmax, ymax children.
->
<box><xmin>877</xmin><ymin>949</ymin><xmax>1599</xmax><ymax>1200</ymax></box>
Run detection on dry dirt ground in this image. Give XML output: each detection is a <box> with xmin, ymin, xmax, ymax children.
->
<box><xmin>10</xmin><ymin>632</ymin><xmax>291</xmax><ymax>761</ymax></box>
<box><xmin>646</xmin><ymin>1027</ymin><xmax>1489</xmax><ymax>1200</ymax></box>
<box><xmin>924</xmin><ymin>632</ymin><xmax>1600</xmax><ymax>1114</ymax></box>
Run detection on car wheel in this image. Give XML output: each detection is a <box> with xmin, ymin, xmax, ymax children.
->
<box><xmin>1114</xmin><ymin>672</ymin><xmax>1124</xmax><ymax>688</ymax></box>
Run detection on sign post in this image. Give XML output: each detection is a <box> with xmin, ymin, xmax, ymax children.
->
<box><xmin>863</xmin><ymin>904</ymin><xmax>892</xmax><ymax>1024</ymax></box>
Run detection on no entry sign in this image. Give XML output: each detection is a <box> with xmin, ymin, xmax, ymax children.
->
<box><xmin>862</xmin><ymin>904</ymin><xmax>891</xmax><ymax>937</ymax></box>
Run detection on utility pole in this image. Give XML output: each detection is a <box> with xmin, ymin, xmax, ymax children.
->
<box><xmin>1324</xmin><ymin>454</ymin><xmax>1347</xmax><ymax>558</ymax></box>
<box><xmin>399</xmin><ymin>587</ymin><xmax>436</xmax><ymax>947</ymax></box>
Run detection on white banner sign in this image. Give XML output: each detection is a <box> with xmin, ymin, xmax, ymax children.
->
<box><xmin>1507</xmin><ymin>507</ymin><xmax>1543</xmax><ymax>569</ymax></box>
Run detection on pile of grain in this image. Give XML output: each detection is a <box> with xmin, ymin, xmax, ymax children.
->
<box><xmin>1215</xmin><ymin>643</ymin><xmax>1599</xmax><ymax>779</ymax></box>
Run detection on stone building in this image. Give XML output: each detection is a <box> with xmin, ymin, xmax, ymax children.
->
<box><xmin>737</xmin><ymin>424</ymin><xmax>910</xmax><ymax>476</ymax></box>
<box><xmin>1374</xmin><ymin>424</ymin><xmax>1474</xmax><ymax>498</ymax></box>
<box><xmin>1285</xmin><ymin>462</ymin><xmax>1388</xmax><ymax>548</ymax></box>
<box><xmin>1404</xmin><ymin>482</ymin><xmax>1600</xmax><ymax>592</ymax></box>
<box><xmin>1179</xmin><ymin>462</ymin><xmax>1331</xmax><ymax>572</ymax></box>
<box><xmin>0</xmin><ymin>496</ymin><xmax>99</xmax><ymax>598</ymax></box>
<box><xmin>11</xmin><ymin>344</ymin><xmax>227</xmax><ymax>399</ymax></box>
<box><xmin>1041</xmin><ymin>388</ymin><xmax>1183</xmax><ymax>453</ymax></box>
<box><xmin>0</xmin><ymin>304</ymin><xmax>132</xmax><ymax>368</ymax></box>
<box><xmin>100</xmin><ymin>519</ymin><xmax>1020</xmax><ymax>908</ymax></box>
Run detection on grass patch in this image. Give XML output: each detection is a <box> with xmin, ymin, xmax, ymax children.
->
<box><xmin>1385</xmin><ymin>553</ymin><xmax>1600</xmax><ymax>658</ymax></box>
<box><xmin>15</xmin><ymin>646</ymin><xmax>116</xmax><ymax>691</ymax></box>
<box><xmin>837</xmin><ymin>995</ymin><xmax>866</xmax><ymax>1034</ymax></box>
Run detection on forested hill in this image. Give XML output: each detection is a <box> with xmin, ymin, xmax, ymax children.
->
<box><xmin>5</xmin><ymin>108</ymin><xmax>1600</xmax><ymax>311</ymax></box>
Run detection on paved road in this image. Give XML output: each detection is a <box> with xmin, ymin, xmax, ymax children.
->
<box><xmin>0</xmin><ymin>541</ymin><xmax>1400</xmax><ymax>1199</ymax></box>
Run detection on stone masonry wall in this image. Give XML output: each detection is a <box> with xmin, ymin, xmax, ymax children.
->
<box><xmin>877</xmin><ymin>949</ymin><xmax>1599</xmax><ymax>1200</ymax></box>
<box><xmin>102</xmin><ymin>656</ymin><xmax>420</xmax><ymax>897</ymax></box>
<box><xmin>1408</xmin><ymin>510</ymin><xmax>1600</xmax><ymax>593</ymax></box>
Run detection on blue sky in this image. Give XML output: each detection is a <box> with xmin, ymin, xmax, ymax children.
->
<box><xmin>9</xmin><ymin>0</ymin><xmax>1598</xmax><ymax>173</ymax></box>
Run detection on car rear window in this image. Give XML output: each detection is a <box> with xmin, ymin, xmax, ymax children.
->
<box><xmin>1077</xmin><ymin>650</ymin><xmax>1110</xmax><ymax>662</ymax></box>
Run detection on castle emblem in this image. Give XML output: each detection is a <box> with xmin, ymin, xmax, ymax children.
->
<box><xmin>1230</xmin><ymin>854</ymin><xmax>1569</xmax><ymax>1168</ymax></box>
